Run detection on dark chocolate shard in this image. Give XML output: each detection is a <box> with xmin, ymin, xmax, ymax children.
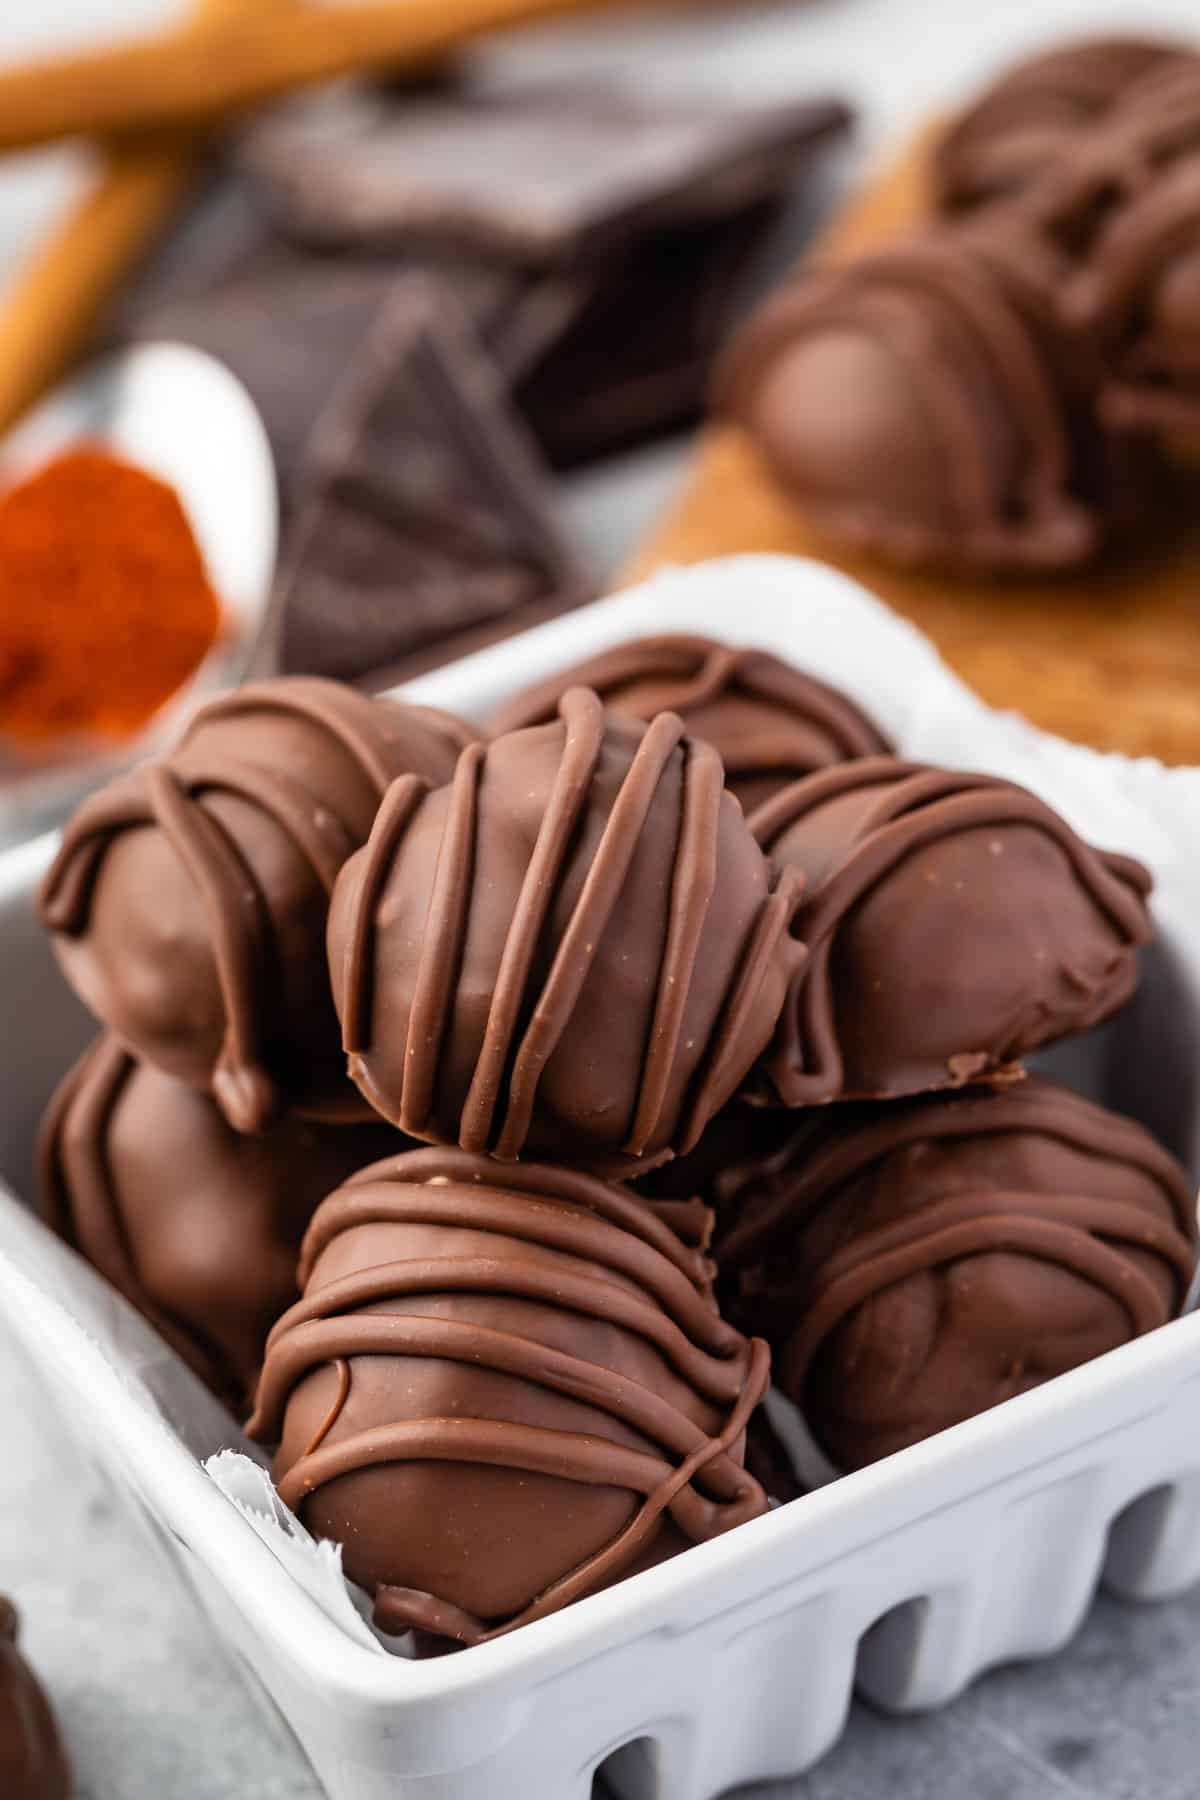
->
<box><xmin>272</xmin><ymin>277</ymin><xmax>593</xmax><ymax>686</ymax></box>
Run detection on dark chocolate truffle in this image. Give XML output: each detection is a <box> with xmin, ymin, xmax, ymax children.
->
<box><xmin>488</xmin><ymin>633</ymin><xmax>890</xmax><ymax>815</ymax></box>
<box><xmin>248</xmin><ymin>1147</ymin><xmax>770</xmax><ymax>1648</ymax></box>
<box><xmin>40</xmin><ymin>1036</ymin><xmax>402</xmax><ymax>1409</ymax></box>
<box><xmin>40</xmin><ymin>678</ymin><xmax>473</xmax><ymax>1132</ymax></box>
<box><xmin>715</xmin><ymin>1079</ymin><xmax>1196</xmax><ymax>1470</ymax></box>
<box><xmin>0</xmin><ymin>1599</ymin><xmax>69</xmax><ymax>1800</ymax></box>
<box><xmin>933</xmin><ymin>37</ymin><xmax>1195</xmax><ymax>215</ymax></box>
<box><xmin>749</xmin><ymin>759</ymin><xmax>1154</xmax><ymax>1106</ymax></box>
<box><xmin>327</xmin><ymin>688</ymin><xmax>804</xmax><ymax>1173</ymax></box>
<box><xmin>716</xmin><ymin>234</ymin><xmax>1112</xmax><ymax>573</ymax></box>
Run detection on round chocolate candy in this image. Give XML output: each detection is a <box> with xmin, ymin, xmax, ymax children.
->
<box><xmin>748</xmin><ymin>759</ymin><xmax>1154</xmax><ymax>1106</ymax></box>
<box><xmin>40</xmin><ymin>1036</ymin><xmax>402</xmax><ymax>1409</ymax></box>
<box><xmin>327</xmin><ymin>687</ymin><xmax>804</xmax><ymax>1173</ymax></box>
<box><xmin>716</xmin><ymin>233</ymin><xmax>1113</xmax><ymax>574</ymax></box>
<box><xmin>0</xmin><ymin>1598</ymin><xmax>69</xmax><ymax>1800</ymax></box>
<box><xmin>248</xmin><ymin>1147</ymin><xmax>769</xmax><ymax>1648</ymax></box>
<box><xmin>933</xmin><ymin>36</ymin><xmax>1194</xmax><ymax>215</ymax></box>
<box><xmin>40</xmin><ymin>677</ymin><xmax>473</xmax><ymax>1132</ymax></box>
<box><xmin>488</xmin><ymin>633</ymin><xmax>891</xmax><ymax>815</ymax></box>
<box><xmin>714</xmin><ymin>1079</ymin><xmax>1196</xmax><ymax>1470</ymax></box>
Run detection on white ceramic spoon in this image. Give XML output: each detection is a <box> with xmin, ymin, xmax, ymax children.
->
<box><xmin>0</xmin><ymin>341</ymin><xmax>278</xmax><ymax>845</ymax></box>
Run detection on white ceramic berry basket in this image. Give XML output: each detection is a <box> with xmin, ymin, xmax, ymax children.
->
<box><xmin>2</xmin><ymin>554</ymin><xmax>1199</xmax><ymax>1800</ymax></box>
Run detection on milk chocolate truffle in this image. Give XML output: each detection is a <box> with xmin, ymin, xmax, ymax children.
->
<box><xmin>716</xmin><ymin>234</ymin><xmax>1112</xmax><ymax>574</ymax></box>
<box><xmin>248</xmin><ymin>1147</ymin><xmax>770</xmax><ymax>1647</ymax></box>
<box><xmin>327</xmin><ymin>688</ymin><xmax>804</xmax><ymax>1172</ymax></box>
<box><xmin>488</xmin><ymin>634</ymin><xmax>891</xmax><ymax>815</ymax></box>
<box><xmin>749</xmin><ymin>759</ymin><xmax>1153</xmax><ymax>1106</ymax></box>
<box><xmin>933</xmin><ymin>37</ymin><xmax>1194</xmax><ymax>215</ymax></box>
<box><xmin>40</xmin><ymin>678</ymin><xmax>473</xmax><ymax>1132</ymax></box>
<box><xmin>40</xmin><ymin>1036</ymin><xmax>402</xmax><ymax>1409</ymax></box>
<box><xmin>716</xmin><ymin>1079</ymin><xmax>1196</xmax><ymax>1470</ymax></box>
<box><xmin>0</xmin><ymin>1599</ymin><xmax>69</xmax><ymax>1800</ymax></box>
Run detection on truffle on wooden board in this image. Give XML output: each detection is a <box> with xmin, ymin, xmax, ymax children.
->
<box><xmin>0</xmin><ymin>1598</ymin><xmax>69</xmax><ymax>1800</ymax></box>
<box><xmin>40</xmin><ymin>678</ymin><xmax>473</xmax><ymax>1132</ymax></box>
<box><xmin>327</xmin><ymin>688</ymin><xmax>804</xmax><ymax>1173</ymax></box>
<box><xmin>248</xmin><ymin>1147</ymin><xmax>770</xmax><ymax>1649</ymax></box>
<box><xmin>714</xmin><ymin>1079</ymin><xmax>1196</xmax><ymax>1470</ymax></box>
<box><xmin>748</xmin><ymin>759</ymin><xmax>1154</xmax><ymax>1106</ymax></box>
<box><xmin>489</xmin><ymin>633</ymin><xmax>890</xmax><ymax>815</ymax></box>
<box><xmin>39</xmin><ymin>1036</ymin><xmax>403</xmax><ymax>1411</ymax></box>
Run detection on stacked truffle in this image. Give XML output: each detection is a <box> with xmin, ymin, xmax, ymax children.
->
<box><xmin>37</xmin><ymin>640</ymin><xmax>1196</xmax><ymax>1645</ymax></box>
<box><xmin>718</xmin><ymin>34</ymin><xmax>1200</xmax><ymax>573</ymax></box>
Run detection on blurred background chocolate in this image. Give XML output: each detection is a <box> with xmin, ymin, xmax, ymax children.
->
<box><xmin>40</xmin><ymin>678</ymin><xmax>470</xmax><ymax>1132</ymax></box>
<box><xmin>489</xmin><ymin>632</ymin><xmax>890</xmax><ymax>813</ymax></box>
<box><xmin>248</xmin><ymin>1147</ymin><xmax>769</xmax><ymax>1650</ymax></box>
<box><xmin>40</xmin><ymin>1037</ymin><xmax>402</xmax><ymax>1412</ymax></box>
<box><xmin>714</xmin><ymin>1080</ymin><xmax>1196</xmax><ymax>1471</ymax></box>
<box><xmin>0</xmin><ymin>1597</ymin><xmax>69</xmax><ymax>1800</ymax></box>
<box><xmin>748</xmin><ymin>760</ymin><xmax>1154</xmax><ymax>1106</ymax></box>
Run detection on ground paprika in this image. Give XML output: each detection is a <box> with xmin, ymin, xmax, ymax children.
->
<box><xmin>0</xmin><ymin>445</ymin><xmax>221</xmax><ymax>745</ymax></box>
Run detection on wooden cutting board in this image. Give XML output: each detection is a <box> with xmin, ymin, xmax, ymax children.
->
<box><xmin>628</xmin><ymin>130</ymin><xmax>1200</xmax><ymax>765</ymax></box>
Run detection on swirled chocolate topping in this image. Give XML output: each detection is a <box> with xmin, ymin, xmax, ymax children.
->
<box><xmin>0</xmin><ymin>1598</ymin><xmax>70</xmax><ymax>1800</ymax></box>
<box><xmin>487</xmin><ymin>633</ymin><xmax>891</xmax><ymax>815</ymax></box>
<box><xmin>715</xmin><ymin>1078</ymin><xmax>1196</xmax><ymax>1471</ymax></box>
<box><xmin>933</xmin><ymin>37</ymin><xmax>1196</xmax><ymax>215</ymax></box>
<box><xmin>327</xmin><ymin>687</ymin><xmax>805</xmax><ymax>1173</ymax></box>
<box><xmin>748</xmin><ymin>759</ymin><xmax>1153</xmax><ymax>1106</ymax></box>
<box><xmin>40</xmin><ymin>677</ymin><xmax>473</xmax><ymax>1131</ymax></box>
<box><xmin>715</xmin><ymin>233</ymin><xmax>1115</xmax><ymax>574</ymax></box>
<box><xmin>248</xmin><ymin>1146</ymin><xmax>770</xmax><ymax>1649</ymax></box>
<box><xmin>39</xmin><ymin>1036</ymin><xmax>403</xmax><ymax>1411</ymax></box>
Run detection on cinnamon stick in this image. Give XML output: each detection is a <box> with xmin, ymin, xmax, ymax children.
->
<box><xmin>0</xmin><ymin>0</ymin><xmax>616</xmax><ymax>155</ymax></box>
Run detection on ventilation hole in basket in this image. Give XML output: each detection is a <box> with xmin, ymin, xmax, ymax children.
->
<box><xmin>594</xmin><ymin>1734</ymin><xmax>662</xmax><ymax>1800</ymax></box>
<box><xmin>1102</xmin><ymin>1484</ymin><xmax>1178</xmax><ymax>1594</ymax></box>
<box><xmin>854</xmin><ymin>1595</ymin><xmax>931</xmax><ymax>1704</ymax></box>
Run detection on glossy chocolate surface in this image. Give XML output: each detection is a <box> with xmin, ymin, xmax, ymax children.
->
<box><xmin>40</xmin><ymin>678</ymin><xmax>472</xmax><ymax>1131</ymax></box>
<box><xmin>40</xmin><ymin>1037</ymin><xmax>402</xmax><ymax>1410</ymax></box>
<box><xmin>489</xmin><ymin>633</ymin><xmax>890</xmax><ymax>814</ymax></box>
<box><xmin>749</xmin><ymin>759</ymin><xmax>1153</xmax><ymax>1105</ymax></box>
<box><xmin>716</xmin><ymin>1079</ymin><xmax>1196</xmax><ymax>1470</ymax></box>
<box><xmin>328</xmin><ymin>688</ymin><xmax>804</xmax><ymax>1172</ymax></box>
<box><xmin>249</xmin><ymin>1147</ymin><xmax>769</xmax><ymax>1648</ymax></box>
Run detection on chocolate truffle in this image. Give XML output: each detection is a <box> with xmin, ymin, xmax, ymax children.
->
<box><xmin>716</xmin><ymin>234</ymin><xmax>1115</xmax><ymax>573</ymax></box>
<box><xmin>40</xmin><ymin>677</ymin><xmax>473</xmax><ymax>1132</ymax></box>
<box><xmin>933</xmin><ymin>37</ymin><xmax>1194</xmax><ymax>215</ymax></box>
<box><xmin>248</xmin><ymin>1146</ymin><xmax>770</xmax><ymax>1648</ymax></box>
<box><xmin>715</xmin><ymin>1079</ymin><xmax>1196</xmax><ymax>1470</ymax></box>
<box><xmin>488</xmin><ymin>634</ymin><xmax>891</xmax><ymax>815</ymax></box>
<box><xmin>327</xmin><ymin>688</ymin><xmax>804</xmax><ymax>1173</ymax></box>
<box><xmin>748</xmin><ymin>759</ymin><xmax>1154</xmax><ymax>1106</ymax></box>
<box><xmin>40</xmin><ymin>1036</ymin><xmax>402</xmax><ymax>1409</ymax></box>
<box><xmin>0</xmin><ymin>1599</ymin><xmax>69</xmax><ymax>1800</ymax></box>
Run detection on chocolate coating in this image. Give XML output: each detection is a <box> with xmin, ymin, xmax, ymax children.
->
<box><xmin>715</xmin><ymin>1079</ymin><xmax>1196</xmax><ymax>1470</ymax></box>
<box><xmin>40</xmin><ymin>1036</ymin><xmax>401</xmax><ymax>1409</ymax></box>
<box><xmin>933</xmin><ymin>37</ymin><xmax>1195</xmax><ymax>215</ymax></box>
<box><xmin>488</xmin><ymin>634</ymin><xmax>890</xmax><ymax>814</ymax></box>
<box><xmin>749</xmin><ymin>759</ymin><xmax>1153</xmax><ymax>1105</ymax></box>
<box><xmin>717</xmin><ymin>233</ymin><xmax>1115</xmax><ymax>573</ymax></box>
<box><xmin>0</xmin><ymin>1599</ymin><xmax>70</xmax><ymax>1800</ymax></box>
<box><xmin>248</xmin><ymin>1147</ymin><xmax>770</xmax><ymax>1648</ymax></box>
<box><xmin>327</xmin><ymin>688</ymin><xmax>804</xmax><ymax>1173</ymax></box>
<box><xmin>40</xmin><ymin>678</ymin><xmax>473</xmax><ymax>1131</ymax></box>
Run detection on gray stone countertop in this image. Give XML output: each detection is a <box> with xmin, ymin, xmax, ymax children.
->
<box><xmin>4</xmin><ymin>1</ymin><xmax>1200</xmax><ymax>1795</ymax></box>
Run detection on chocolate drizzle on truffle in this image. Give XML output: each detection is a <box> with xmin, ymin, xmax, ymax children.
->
<box><xmin>39</xmin><ymin>1035</ymin><xmax>402</xmax><ymax>1409</ymax></box>
<box><xmin>488</xmin><ymin>634</ymin><xmax>891</xmax><ymax>813</ymax></box>
<box><xmin>41</xmin><ymin>678</ymin><xmax>471</xmax><ymax>1131</ymax></box>
<box><xmin>249</xmin><ymin>1146</ymin><xmax>769</xmax><ymax>1648</ymax></box>
<box><xmin>0</xmin><ymin>1598</ymin><xmax>70</xmax><ymax>1800</ymax></box>
<box><xmin>716</xmin><ymin>1080</ymin><xmax>1196</xmax><ymax>1470</ymax></box>
<box><xmin>329</xmin><ymin>687</ymin><xmax>804</xmax><ymax>1172</ymax></box>
<box><xmin>749</xmin><ymin>759</ymin><xmax>1153</xmax><ymax>1105</ymax></box>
